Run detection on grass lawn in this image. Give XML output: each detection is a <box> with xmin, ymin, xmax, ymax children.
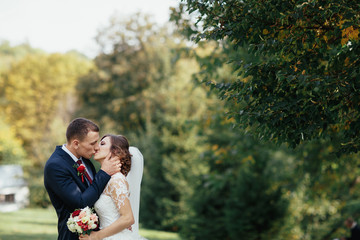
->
<box><xmin>0</xmin><ymin>208</ymin><xmax>180</xmax><ymax>240</ymax></box>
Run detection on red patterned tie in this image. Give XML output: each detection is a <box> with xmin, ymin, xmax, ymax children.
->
<box><xmin>77</xmin><ymin>160</ymin><xmax>93</xmax><ymax>184</ymax></box>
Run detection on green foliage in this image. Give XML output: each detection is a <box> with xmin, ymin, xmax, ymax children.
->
<box><xmin>79</xmin><ymin>13</ymin><xmax>360</xmax><ymax>238</ymax></box>
<box><xmin>172</xmin><ymin>0</ymin><xmax>360</xmax><ymax>154</ymax></box>
<box><xmin>1</xmin><ymin>52</ymin><xmax>92</xmax><ymax>163</ymax></box>
<box><xmin>77</xmin><ymin>13</ymin><xmax>172</xmax><ymax>134</ymax></box>
<box><xmin>179</xmin><ymin>109</ymin><xmax>292</xmax><ymax>240</ymax></box>
<box><xmin>280</xmin><ymin>138</ymin><xmax>360</xmax><ymax>240</ymax></box>
<box><xmin>134</xmin><ymin>57</ymin><xmax>219</xmax><ymax>231</ymax></box>
<box><xmin>28</xmin><ymin>183</ymin><xmax>51</xmax><ymax>208</ymax></box>
<box><xmin>178</xmin><ymin>108</ymin><xmax>360</xmax><ymax>240</ymax></box>
<box><xmin>2</xmin><ymin>8</ymin><xmax>358</xmax><ymax>240</ymax></box>
<box><xmin>0</xmin><ymin>116</ymin><xmax>26</xmax><ymax>164</ymax></box>
<box><xmin>78</xmin><ymin>13</ymin><xmax>220</xmax><ymax>231</ymax></box>
<box><xmin>225</xmin><ymin>165</ymin><xmax>288</xmax><ymax>240</ymax></box>
<box><xmin>24</xmin><ymin>166</ymin><xmax>51</xmax><ymax>208</ymax></box>
<box><xmin>157</xmin><ymin>57</ymin><xmax>214</xmax><ymax>228</ymax></box>
<box><xmin>0</xmin><ymin>40</ymin><xmax>44</xmax><ymax>72</ymax></box>
<box><xmin>0</xmin><ymin>43</ymin><xmax>92</xmax><ymax>208</ymax></box>
<box><xmin>137</xmin><ymin>134</ymin><xmax>180</xmax><ymax>231</ymax></box>
<box><xmin>181</xmin><ymin>175</ymin><xmax>227</xmax><ymax>240</ymax></box>
<box><xmin>77</xmin><ymin>14</ymin><xmax>187</xmax><ymax>230</ymax></box>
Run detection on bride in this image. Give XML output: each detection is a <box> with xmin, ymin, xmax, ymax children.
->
<box><xmin>80</xmin><ymin>134</ymin><xmax>146</xmax><ymax>240</ymax></box>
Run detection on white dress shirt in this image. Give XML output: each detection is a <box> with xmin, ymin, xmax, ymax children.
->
<box><xmin>62</xmin><ymin>144</ymin><xmax>94</xmax><ymax>180</ymax></box>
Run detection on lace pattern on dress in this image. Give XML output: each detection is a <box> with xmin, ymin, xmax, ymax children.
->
<box><xmin>103</xmin><ymin>173</ymin><xmax>129</xmax><ymax>209</ymax></box>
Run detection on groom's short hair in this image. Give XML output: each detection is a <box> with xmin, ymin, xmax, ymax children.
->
<box><xmin>66</xmin><ymin>118</ymin><xmax>99</xmax><ymax>142</ymax></box>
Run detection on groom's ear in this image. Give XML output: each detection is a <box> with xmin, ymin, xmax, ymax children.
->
<box><xmin>73</xmin><ymin>139</ymin><xmax>80</xmax><ymax>149</ymax></box>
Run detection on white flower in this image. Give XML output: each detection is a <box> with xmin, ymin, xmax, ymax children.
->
<box><xmin>67</xmin><ymin>206</ymin><xmax>99</xmax><ymax>235</ymax></box>
<box><xmin>81</xmin><ymin>216</ymin><xmax>90</xmax><ymax>224</ymax></box>
<box><xmin>67</xmin><ymin>220</ymin><xmax>77</xmax><ymax>233</ymax></box>
<box><xmin>83</xmin><ymin>206</ymin><xmax>92</xmax><ymax>215</ymax></box>
<box><xmin>75</xmin><ymin>223</ymin><xmax>82</xmax><ymax>233</ymax></box>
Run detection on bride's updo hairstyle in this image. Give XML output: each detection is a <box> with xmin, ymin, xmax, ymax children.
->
<box><xmin>101</xmin><ymin>134</ymin><xmax>132</xmax><ymax>176</ymax></box>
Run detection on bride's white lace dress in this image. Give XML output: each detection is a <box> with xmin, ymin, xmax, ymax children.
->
<box><xmin>94</xmin><ymin>172</ymin><xmax>145</xmax><ymax>240</ymax></box>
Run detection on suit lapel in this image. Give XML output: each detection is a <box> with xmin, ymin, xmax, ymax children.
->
<box><xmin>56</xmin><ymin>146</ymin><xmax>88</xmax><ymax>189</ymax></box>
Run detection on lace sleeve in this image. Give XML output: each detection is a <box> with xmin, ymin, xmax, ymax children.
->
<box><xmin>103</xmin><ymin>174</ymin><xmax>129</xmax><ymax>209</ymax></box>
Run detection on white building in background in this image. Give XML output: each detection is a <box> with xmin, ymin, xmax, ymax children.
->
<box><xmin>0</xmin><ymin>165</ymin><xmax>29</xmax><ymax>212</ymax></box>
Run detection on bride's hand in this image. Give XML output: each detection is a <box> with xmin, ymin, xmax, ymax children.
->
<box><xmin>78</xmin><ymin>234</ymin><xmax>89</xmax><ymax>240</ymax></box>
<box><xmin>79</xmin><ymin>231</ymin><xmax>99</xmax><ymax>240</ymax></box>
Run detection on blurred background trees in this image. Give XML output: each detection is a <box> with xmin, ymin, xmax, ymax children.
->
<box><xmin>171</xmin><ymin>0</ymin><xmax>360</xmax><ymax>155</ymax></box>
<box><xmin>2</xmin><ymin>52</ymin><xmax>92</xmax><ymax>163</ymax></box>
<box><xmin>1</xmin><ymin>1</ymin><xmax>360</xmax><ymax>239</ymax></box>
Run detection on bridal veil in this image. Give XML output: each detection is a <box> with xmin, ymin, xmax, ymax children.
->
<box><xmin>128</xmin><ymin>146</ymin><xmax>144</xmax><ymax>237</ymax></box>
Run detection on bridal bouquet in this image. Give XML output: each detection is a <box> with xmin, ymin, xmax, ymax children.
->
<box><xmin>67</xmin><ymin>206</ymin><xmax>99</xmax><ymax>235</ymax></box>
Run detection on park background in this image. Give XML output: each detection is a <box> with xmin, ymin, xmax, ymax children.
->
<box><xmin>1</xmin><ymin>1</ymin><xmax>360</xmax><ymax>239</ymax></box>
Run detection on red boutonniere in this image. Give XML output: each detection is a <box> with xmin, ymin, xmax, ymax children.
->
<box><xmin>73</xmin><ymin>164</ymin><xmax>86</xmax><ymax>183</ymax></box>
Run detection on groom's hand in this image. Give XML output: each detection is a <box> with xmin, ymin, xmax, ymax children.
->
<box><xmin>101</xmin><ymin>152</ymin><xmax>121</xmax><ymax>176</ymax></box>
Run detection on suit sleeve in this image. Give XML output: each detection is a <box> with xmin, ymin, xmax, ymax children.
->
<box><xmin>352</xmin><ymin>226</ymin><xmax>360</xmax><ymax>239</ymax></box>
<box><xmin>44</xmin><ymin>158</ymin><xmax>110</xmax><ymax>210</ymax></box>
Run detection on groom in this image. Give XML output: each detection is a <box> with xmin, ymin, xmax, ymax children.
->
<box><xmin>44</xmin><ymin>118</ymin><xmax>120</xmax><ymax>240</ymax></box>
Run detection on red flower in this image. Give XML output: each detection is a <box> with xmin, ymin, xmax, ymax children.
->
<box><xmin>74</xmin><ymin>164</ymin><xmax>86</xmax><ymax>183</ymax></box>
<box><xmin>67</xmin><ymin>206</ymin><xmax>98</xmax><ymax>235</ymax></box>
<box><xmin>77</xmin><ymin>165</ymin><xmax>86</xmax><ymax>174</ymax></box>
<box><xmin>72</xmin><ymin>209</ymin><xmax>81</xmax><ymax>217</ymax></box>
<box><xmin>82</xmin><ymin>225</ymin><xmax>89</xmax><ymax>231</ymax></box>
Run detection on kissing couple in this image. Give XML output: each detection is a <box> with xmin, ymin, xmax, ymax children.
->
<box><xmin>44</xmin><ymin>117</ymin><xmax>147</xmax><ymax>240</ymax></box>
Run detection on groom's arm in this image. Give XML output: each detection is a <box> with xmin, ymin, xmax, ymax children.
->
<box><xmin>82</xmin><ymin>169</ymin><xmax>111</xmax><ymax>206</ymax></box>
<box><xmin>44</xmin><ymin>159</ymin><xmax>110</xmax><ymax>210</ymax></box>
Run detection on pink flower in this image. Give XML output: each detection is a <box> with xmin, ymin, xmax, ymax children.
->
<box><xmin>90</xmin><ymin>214</ymin><xmax>98</xmax><ymax>222</ymax></box>
<box><xmin>67</xmin><ymin>207</ymin><xmax>99</xmax><ymax>235</ymax></box>
<box><xmin>78</xmin><ymin>210</ymin><xmax>86</xmax><ymax>219</ymax></box>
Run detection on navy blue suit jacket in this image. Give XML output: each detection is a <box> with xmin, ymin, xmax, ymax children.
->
<box><xmin>347</xmin><ymin>224</ymin><xmax>360</xmax><ymax>240</ymax></box>
<box><xmin>44</xmin><ymin>146</ymin><xmax>111</xmax><ymax>240</ymax></box>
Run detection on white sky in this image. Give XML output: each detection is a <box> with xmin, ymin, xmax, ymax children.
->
<box><xmin>0</xmin><ymin>0</ymin><xmax>178</xmax><ymax>58</ymax></box>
